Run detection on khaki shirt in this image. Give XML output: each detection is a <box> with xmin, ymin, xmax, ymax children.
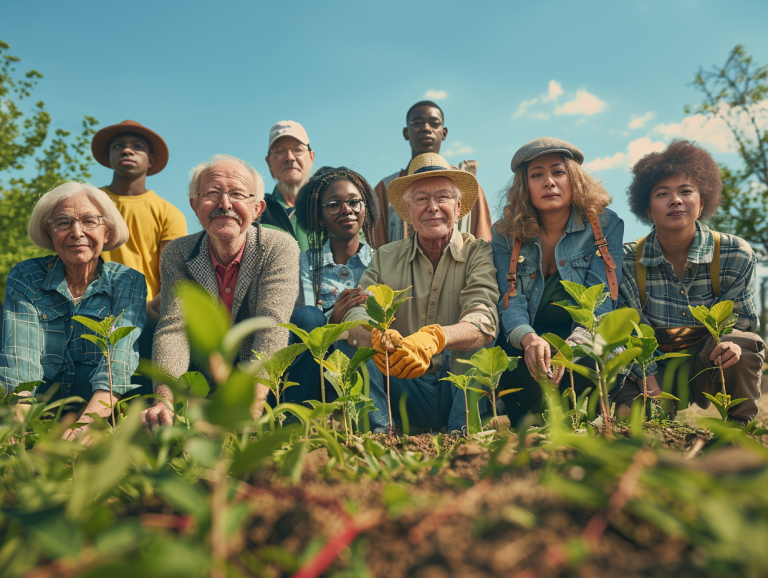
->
<box><xmin>345</xmin><ymin>228</ymin><xmax>499</xmax><ymax>375</ymax></box>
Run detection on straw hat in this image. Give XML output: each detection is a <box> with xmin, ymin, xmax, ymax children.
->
<box><xmin>91</xmin><ymin>119</ymin><xmax>169</xmax><ymax>176</ymax></box>
<box><xmin>387</xmin><ymin>153</ymin><xmax>478</xmax><ymax>222</ymax></box>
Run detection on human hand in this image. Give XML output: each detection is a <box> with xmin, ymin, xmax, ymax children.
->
<box><xmin>387</xmin><ymin>325</ymin><xmax>447</xmax><ymax>380</ymax></box>
<box><xmin>328</xmin><ymin>288</ymin><xmax>368</xmax><ymax>325</ymax></box>
<box><xmin>61</xmin><ymin>413</ymin><xmax>95</xmax><ymax>445</ymax></box>
<box><xmin>12</xmin><ymin>391</ymin><xmax>34</xmax><ymax>423</ymax></box>
<box><xmin>140</xmin><ymin>390</ymin><xmax>175</xmax><ymax>431</ymax></box>
<box><xmin>552</xmin><ymin>365</ymin><xmax>566</xmax><ymax>385</ymax></box>
<box><xmin>710</xmin><ymin>341</ymin><xmax>741</xmax><ymax>370</ymax></box>
<box><xmin>371</xmin><ymin>328</ymin><xmax>404</xmax><ymax>373</ymax></box>
<box><xmin>521</xmin><ymin>333</ymin><xmax>552</xmax><ymax>378</ymax></box>
<box><xmin>644</xmin><ymin>375</ymin><xmax>661</xmax><ymax>397</ymax></box>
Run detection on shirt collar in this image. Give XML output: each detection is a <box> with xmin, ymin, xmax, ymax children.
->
<box><xmin>43</xmin><ymin>256</ymin><xmax>110</xmax><ymax>298</ymax></box>
<box><xmin>271</xmin><ymin>185</ymin><xmax>290</xmax><ymax>209</ymax></box>
<box><xmin>209</xmin><ymin>237</ymin><xmax>247</xmax><ymax>271</ymax></box>
<box><xmin>565</xmin><ymin>206</ymin><xmax>586</xmax><ymax>233</ymax></box>
<box><xmin>315</xmin><ymin>239</ymin><xmax>373</xmax><ymax>268</ymax></box>
<box><xmin>640</xmin><ymin>222</ymin><xmax>713</xmax><ymax>267</ymax></box>
<box><xmin>409</xmin><ymin>226</ymin><xmax>466</xmax><ymax>263</ymax></box>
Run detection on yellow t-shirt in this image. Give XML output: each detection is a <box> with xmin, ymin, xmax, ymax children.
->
<box><xmin>101</xmin><ymin>187</ymin><xmax>188</xmax><ymax>301</ymax></box>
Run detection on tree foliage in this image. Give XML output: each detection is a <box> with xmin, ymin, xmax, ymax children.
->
<box><xmin>0</xmin><ymin>40</ymin><xmax>98</xmax><ymax>299</ymax></box>
<box><xmin>687</xmin><ymin>45</ymin><xmax>768</xmax><ymax>256</ymax></box>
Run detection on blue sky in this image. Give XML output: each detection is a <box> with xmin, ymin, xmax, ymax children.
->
<box><xmin>3</xmin><ymin>0</ymin><xmax>768</xmax><ymax>242</ymax></box>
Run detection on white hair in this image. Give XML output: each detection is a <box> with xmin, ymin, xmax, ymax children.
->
<box><xmin>188</xmin><ymin>154</ymin><xmax>265</xmax><ymax>202</ymax></box>
<box><xmin>27</xmin><ymin>182</ymin><xmax>129</xmax><ymax>251</ymax></box>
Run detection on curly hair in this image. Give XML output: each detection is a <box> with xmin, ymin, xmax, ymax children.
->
<box><xmin>628</xmin><ymin>139</ymin><xmax>722</xmax><ymax>225</ymax></box>
<box><xmin>497</xmin><ymin>155</ymin><xmax>612</xmax><ymax>240</ymax></box>
<box><xmin>295</xmin><ymin>166</ymin><xmax>379</xmax><ymax>307</ymax></box>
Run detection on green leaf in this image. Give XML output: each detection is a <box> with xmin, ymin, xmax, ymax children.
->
<box><xmin>653</xmin><ymin>351</ymin><xmax>690</xmax><ymax>363</ymax></box>
<box><xmin>368</xmin><ymin>284</ymin><xmax>395</xmax><ymax>311</ymax></box>
<box><xmin>688</xmin><ymin>305</ymin><xmax>718</xmax><ymax>338</ymax></box>
<box><xmin>156</xmin><ymin>477</ymin><xmax>209</xmax><ymax>521</ymax></box>
<box><xmin>109</xmin><ymin>325</ymin><xmax>137</xmax><ymax>346</ymax></box>
<box><xmin>177</xmin><ymin>282</ymin><xmax>231</xmax><ymax>356</ymax></box>
<box><xmin>80</xmin><ymin>333</ymin><xmax>108</xmax><ymax>353</ymax></box>
<box><xmin>654</xmin><ymin>391</ymin><xmax>681</xmax><ymax>401</ymax></box>
<box><xmin>439</xmin><ymin>372</ymin><xmax>472</xmax><ymax>389</ymax></box>
<box><xmin>205</xmin><ymin>369</ymin><xmax>255</xmax><ymax>428</ymax></box>
<box><xmin>221</xmin><ymin>316</ymin><xmax>273</xmax><ymax>364</ymax></box>
<box><xmin>258</xmin><ymin>343</ymin><xmax>308</xmax><ymax>385</ymax></box>
<box><xmin>542</xmin><ymin>333</ymin><xmax>573</xmax><ymax>361</ymax></box>
<box><xmin>710</xmin><ymin>301</ymin><xmax>734</xmax><ymax>324</ymax></box>
<box><xmin>551</xmin><ymin>358</ymin><xmax>599</xmax><ymax>384</ymax></box>
<box><xmin>349</xmin><ymin>371</ymin><xmax>364</xmax><ymax>396</ymax></box>
<box><xmin>596</xmin><ymin>308</ymin><xmax>639</xmax><ymax>347</ymax></box>
<box><xmin>178</xmin><ymin>371</ymin><xmax>211</xmax><ymax>398</ymax></box>
<box><xmin>300</xmin><ymin>320</ymin><xmax>366</xmax><ymax>361</ymax></box>
<box><xmin>508</xmin><ymin>357</ymin><xmax>520</xmax><ymax>372</ymax></box>
<box><xmin>229</xmin><ymin>423</ymin><xmax>302</xmax><ymax>476</ymax></box>
<box><xmin>559</xmin><ymin>279</ymin><xmax>587</xmax><ymax>304</ymax></box>
<box><xmin>579</xmin><ymin>284</ymin><xmax>605</xmax><ymax>312</ymax></box>
<box><xmin>280</xmin><ymin>440</ymin><xmax>308</xmax><ymax>485</ymax></box>
<box><xmin>73</xmin><ymin>314</ymin><xmax>106</xmax><ymax>335</ymax></box>
<box><xmin>365</xmin><ymin>297</ymin><xmax>387</xmax><ymax>325</ymax></box>
<box><xmin>554</xmin><ymin>304</ymin><xmax>594</xmax><ymax>331</ymax></box>
<box><xmin>322</xmin><ymin>348</ymin><xmax>350</xmax><ymax>374</ymax></box>
<box><xmin>604</xmin><ymin>346</ymin><xmax>642</xmax><ymax>386</ymax></box>
<box><xmin>347</xmin><ymin>347</ymin><xmax>376</xmax><ymax>376</ymax></box>
<box><xmin>497</xmin><ymin>388</ymin><xmax>522</xmax><ymax>398</ymax></box>
<box><xmin>627</xmin><ymin>334</ymin><xmax>658</xmax><ymax>364</ymax></box>
<box><xmin>15</xmin><ymin>380</ymin><xmax>42</xmax><ymax>393</ymax></box>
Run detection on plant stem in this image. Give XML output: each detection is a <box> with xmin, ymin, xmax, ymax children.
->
<box><xmin>106</xmin><ymin>344</ymin><xmax>115</xmax><ymax>429</ymax></box>
<box><xmin>463</xmin><ymin>388</ymin><xmax>470</xmax><ymax>434</ymax></box>
<box><xmin>385</xmin><ymin>350</ymin><xmax>394</xmax><ymax>437</ymax></box>
<box><xmin>642</xmin><ymin>371</ymin><xmax>648</xmax><ymax>416</ymax></box>
<box><xmin>570</xmin><ymin>368</ymin><xmax>577</xmax><ymax>429</ymax></box>
<box><xmin>491</xmin><ymin>387</ymin><xmax>498</xmax><ymax>422</ymax></box>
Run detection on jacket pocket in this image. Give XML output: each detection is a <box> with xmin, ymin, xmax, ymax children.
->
<box><xmin>570</xmin><ymin>249</ymin><xmax>593</xmax><ymax>285</ymax></box>
<box><xmin>516</xmin><ymin>263</ymin><xmax>539</xmax><ymax>298</ymax></box>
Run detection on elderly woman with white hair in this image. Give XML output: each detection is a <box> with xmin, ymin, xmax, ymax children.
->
<box><xmin>1</xmin><ymin>182</ymin><xmax>147</xmax><ymax>437</ymax></box>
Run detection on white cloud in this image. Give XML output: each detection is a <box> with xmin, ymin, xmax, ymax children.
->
<box><xmin>584</xmin><ymin>136</ymin><xmax>665</xmax><ymax>172</ymax></box>
<box><xmin>554</xmin><ymin>89</ymin><xmax>607</xmax><ymax>116</ymax></box>
<box><xmin>424</xmin><ymin>89</ymin><xmax>448</xmax><ymax>100</ymax></box>
<box><xmin>442</xmin><ymin>141</ymin><xmax>475</xmax><ymax>157</ymax></box>
<box><xmin>628</xmin><ymin>111</ymin><xmax>655</xmax><ymax>130</ymax></box>
<box><xmin>544</xmin><ymin>80</ymin><xmax>563</xmax><ymax>102</ymax></box>
<box><xmin>512</xmin><ymin>96</ymin><xmax>539</xmax><ymax>120</ymax></box>
<box><xmin>653</xmin><ymin>100</ymin><xmax>768</xmax><ymax>153</ymax></box>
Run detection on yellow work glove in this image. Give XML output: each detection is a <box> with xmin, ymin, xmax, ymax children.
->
<box><xmin>387</xmin><ymin>325</ymin><xmax>447</xmax><ymax>380</ymax></box>
<box><xmin>371</xmin><ymin>328</ymin><xmax>403</xmax><ymax>374</ymax></box>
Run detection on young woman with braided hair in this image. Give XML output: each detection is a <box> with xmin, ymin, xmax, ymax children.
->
<box><xmin>279</xmin><ymin>166</ymin><xmax>380</xmax><ymax>408</ymax></box>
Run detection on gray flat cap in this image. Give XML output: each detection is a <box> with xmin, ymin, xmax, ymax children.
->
<box><xmin>511</xmin><ymin>137</ymin><xmax>584</xmax><ymax>172</ymax></box>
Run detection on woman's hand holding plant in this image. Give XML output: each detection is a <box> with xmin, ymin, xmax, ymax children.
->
<box><xmin>328</xmin><ymin>287</ymin><xmax>368</xmax><ymax>325</ymax></box>
<box><xmin>521</xmin><ymin>332</ymin><xmax>552</xmax><ymax>379</ymax></box>
<box><xmin>710</xmin><ymin>341</ymin><xmax>741</xmax><ymax>370</ymax></box>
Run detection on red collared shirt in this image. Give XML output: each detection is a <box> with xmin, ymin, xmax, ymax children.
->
<box><xmin>209</xmin><ymin>240</ymin><xmax>247</xmax><ymax>312</ymax></box>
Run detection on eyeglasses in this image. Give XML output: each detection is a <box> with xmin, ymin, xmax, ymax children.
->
<box><xmin>408</xmin><ymin>194</ymin><xmax>455</xmax><ymax>208</ymax></box>
<box><xmin>408</xmin><ymin>119</ymin><xmax>443</xmax><ymax>130</ymax></box>
<box><xmin>48</xmin><ymin>215</ymin><xmax>104</xmax><ymax>232</ymax></box>
<box><xmin>270</xmin><ymin>145</ymin><xmax>310</xmax><ymax>158</ymax></box>
<box><xmin>201</xmin><ymin>191</ymin><xmax>256</xmax><ymax>204</ymax></box>
<box><xmin>321</xmin><ymin>198</ymin><xmax>365</xmax><ymax>215</ymax></box>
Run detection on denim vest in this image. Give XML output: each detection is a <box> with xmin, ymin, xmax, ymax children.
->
<box><xmin>491</xmin><ymin>207</ymin><xmax>624</xmax><ymax>348</ymax></box>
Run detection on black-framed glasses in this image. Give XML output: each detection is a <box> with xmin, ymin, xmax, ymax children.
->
<box><xmin>48</xmin><ymin>215</ymin><xmax>104</xmax><ymax>232</ymax></box>
<box><xmin>321</xmin><ymin>198</ymin><xmax>364</xmax><ymax>215</ymax></box>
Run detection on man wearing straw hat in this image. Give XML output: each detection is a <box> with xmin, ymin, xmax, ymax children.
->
<box><xmin>344</xmin><ymin>152</ymin><xmax>499</xmax><ymax>433</ymax></box>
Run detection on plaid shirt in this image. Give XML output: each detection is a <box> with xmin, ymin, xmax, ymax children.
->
<box><xmin>620</xmin><ymin>223</ymin><xmax>757</xmax><ymax>377</ymax></box>
<box><xmin>1</xmin><ymin>256</ymin><xmax>147</xmax><ymax>395</ymax></box>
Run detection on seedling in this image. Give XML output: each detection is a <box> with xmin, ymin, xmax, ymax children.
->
<box><xmin>322</xmin><ymin>347</ymin><xmax>377</xmax><ymax>442</ymax></box>
<box><xmin>627</xmin><ymin>322</ymin><xmax>685</xmax><ymax>415</ymax></box>
<box><xmin>253</xmin><ymin>343</ymin><xmax>308</xmax><ymax>425</ymax></box>
<box><xmin>73</xmin><ymin>312</ymin><xmax>137</xmax><ymax>428</ymax></box>
<box><xmin>457</xmin><ymin>346</ymin><xmax>521</xmax><ymax>427</ymax></box>
<box><xmin>687</xmin><ymin>301</ymin><xmax>745</xmax><ymax>421</ymax></box>
<box><xmin>541</xmin><ymin>333</ymin><xmax>578</xmax><ymax>423</ymax></box>
<box><xmin>440</xmin><ymin>372</ymin><xmax>474</xmax><ymax>434</ymax></box>
<box><xmin>364</xmin><ymin>283</ymin><xmax>411</xmax><ymax>436</ymax></box>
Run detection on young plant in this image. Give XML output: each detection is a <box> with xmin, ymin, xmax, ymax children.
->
<box><xmin>73</xmin><ymin>312</ymin><xmax>137</xmax><ymax>427</ymax></box>
<box><xmin>364</xmin><ymin>283</ymin><xmax>411</xmax><ymax>436</ymax></box>
<box><xmin>627</xmin><ymin>322</ymin><xmax>686</xmax><ymax>415</ymax></box>
<box><xmin>549</xmin><ymin>281</ymin><xmax>643</xmax><ymax>436</ymax></box>
<box><xmin>457</xmin><ymin>346</ymin><xmax>521</xmax><ymax>427</ymax></box>
<box><xmin>439</xmin><ymin>372</ymin><xmax>474</xmax><ymax>435</ymax></box>
<box><xmin>279</xmin><ymin>320</ymin><xmax>366</xmax><ymax>411</ymax></box>
<box><xmin>541</xmin><ymin>334</ymin><xmax>578</xmax><ymax>416</ymax></box>
<box><xmin>322</xmin><ymin>347</ymin><xmax>377</xmax><ymax>441</ymax></box>
<box><xmin>253</xmin><ymin>343</ymin><xmax>308</xmax><ymax>425</ymax></box>
<box><xmin>687</xmin><ymin>301</ymin><xmax>744</xmax><ymax>420</ymax></box>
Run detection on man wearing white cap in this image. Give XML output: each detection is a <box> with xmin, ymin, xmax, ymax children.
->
<box><xmin>260</xmin><ymin>120</ymin><xmax>316</xmax><ymax>251</ymax></box>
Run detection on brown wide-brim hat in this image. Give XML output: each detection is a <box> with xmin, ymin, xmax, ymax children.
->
<box><xmin>91</xmin><ymin>119</ymin><xmax>169</xmax><ymax>176</ymax></box>
<box><xmin>387</xmin><ymin>153</ymin><xmax>478</xmax><ymax>222</ymax></box>
<box><xmin>510</xmin><ymin>137</ymin><xmax>584</xmax><ymax>173</ymax></box>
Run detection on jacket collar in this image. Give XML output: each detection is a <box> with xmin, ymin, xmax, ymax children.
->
<box><xmin>409</xmin><ymin>226</ymin><xmax>466</xmax><ymax>263</ymax></box>
<box><xmin>312</xmin><ymin>239</ymin><xmax>373</xmax><ymax>269</ymax></box>
<box><xmin>640</xmin><ymin>221</ymin><xmax>713</xmax><ymax>267</ymax></box>
<box><xmin>564</xmin><ymin>206</ymin><xmax>586</xmax><ymax>234</ymax></box>
<box><xmin>43</xmin><ymin>256</ymin><xmax>110</xmax><ymax>299</ymax></box>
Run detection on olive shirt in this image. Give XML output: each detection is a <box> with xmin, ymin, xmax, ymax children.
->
<box><xmin>344</xmin><ymin>228</ymin><xmax>499</xmax><ymax>376</ymax></box>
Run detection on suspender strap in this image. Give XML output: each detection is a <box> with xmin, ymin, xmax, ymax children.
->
<box><xmin>636</xmin><ymin>230</ymin><xmax>721</xmax><ymax>306</ymax></box>
<box><xmin>711</xmin><ymin>231</ymin><xmax>721</xmax><ymax>298</ymax></box>
<box><xmin>636</xmin><ymin>236</ymin><xmax>648</xmax><ymax>306</ymax></box>
<box><xmin>586</xmin><ymin>212</ymin><xmax>619</xmax><ymax>301</ymax></box>
<box><xmin>502</xmin><ymin>237</ymin><xmax>523</xmax><ymax>309</ymax></box>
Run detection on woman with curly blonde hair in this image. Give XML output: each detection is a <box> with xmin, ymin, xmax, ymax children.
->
<box><xmin>491</xmin><ymin>138</ymin><xmax>624</xmax><ymax>426</ymax></box>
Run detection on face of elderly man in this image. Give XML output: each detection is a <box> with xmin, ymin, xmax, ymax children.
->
<box><xmin>49</xmin><ymin>194</ymin><xmax>111</xmax><ymax>267</ymax></box>
<box><xmin>265</xmin><ymin>136</ymin><xmax>315</xmax><ymax>189</ymax></box>
<box><xmin>403</xmin><ymin>176</ymin><xmax>462</xmax><ymax>240</ymax></box>
<box><xmin>190</xmin><ymin>159</ymin><xmax>265</xmax><ymax>241</ymax></box>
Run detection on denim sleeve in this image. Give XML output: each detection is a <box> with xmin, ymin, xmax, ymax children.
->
<box><xmin>491</xmin><ymin>225</ymin><xmax>534</xmax><ymax>349</ymax></box>
<box><xmin>299</xmin><ymin>252</ymin><xmax>315</xmax><ymax>308</ymax></box>
<box><xmin>0</xmin><ymin>268</ymin><xmax>45</xmax><ymax>393</ymax></box>
<box><xmin>89</xmin><ymin>273</ymin><xmax>147</xmax><ymax>395</ymax></box>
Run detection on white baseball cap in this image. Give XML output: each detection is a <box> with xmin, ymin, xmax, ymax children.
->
<box><xmin>268</xmin><ymin>120</ymin><xmax>310</xmax><ymax>150</ymax></box>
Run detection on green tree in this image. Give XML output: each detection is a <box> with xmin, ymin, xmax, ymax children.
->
<box><xmin>0</xmin><ymin>40</ymin><xmax>98</xmax><ymax>299</ymax></box>
<box><xmin>687</xmin><ymin>45</ymin><xmax>768</xmax><ymax>255</ymax></box>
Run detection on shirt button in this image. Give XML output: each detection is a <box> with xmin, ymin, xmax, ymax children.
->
<box><xmin>47</xmin><ymin>262</ymin><xmax>53</xmax><ymax>268</ymax></box>
<box><xmin>428</xmin><ymin>270</ymin><xmax>433</xmax><ymax>275</ymax></box>
<box><xmin>682</xmin><ymin>311</ymin><xmax>687</xmax><ymax>316</ymax></box>
<box><xmin>430</xmin><ymin>301</ymin><xmax>435</xmax><ymax>306</ymax></box>
<box><xmin>42</xmin><ymin>314</ymin><xmax>47</xmax><ymax>320</ymax></box>
<box><xmin>225</xmin><ymin>287</ymin><xmax>232</xmax><ymax>294</ymax></box>
<box><xmin>559</xmin><ymin>260</ymin><xmax>565</xmax><ymax>266</ymax></box>
<box><xmin>530</xmin><ymin>273</ymin><xmax>536</xmax><ymax>279</ymax></box>
<box><xmin>681</xmin><ymin>290</ymin><xmax>684</xmax><ymax>294</ymax></box>
<box><xmin>432</xmin><ymin>287</ymin><xmax>437</xmax><ymax>292</ymax></box>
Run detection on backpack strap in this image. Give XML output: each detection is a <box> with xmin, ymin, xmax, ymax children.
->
<box><xmin>711</xmin><ymin>231</ymin><xmax>721</xmax><ymax>298</ymax></box>
<box><xmin>586</xmin><ymin>212</ymin><xmax>619</xmax><ymax>300</ymax></box>
<box><xmin>502</xmin><ymin>237</ymin><xmax>523</xmax><ymax>309</ymax></box>
<box><xmin>636</xmin><ymin>236</ymin><xmax>648</xmax><ymax>306</ymax></box>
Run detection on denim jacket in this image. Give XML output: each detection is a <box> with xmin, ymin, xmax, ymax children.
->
<box><xmin>492</xmin><ymin>207</ymin><xmax>624</xmax><ymax>348</ymax></box>
<box><xmin>299</xmin><ymin>241</ymin><xmax>372</xmax><ymax>317</ymax></box>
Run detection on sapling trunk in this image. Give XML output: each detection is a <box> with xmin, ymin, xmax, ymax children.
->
<box><xmin>569</xmin><ymin>368</ymin><xmax>577</xmax><ymax>429</ymax></box>
<box><xmin>491</xmin><ymin>388</ymin><xmax>498</xmax><ymax>422</ymax></box>
<box><xmin>385</xmin><ymin>350</ymin><xmax>394</xmax><ymax>437</ymax></box>
<box><xmin>106</xmin><ymin>344</ymin><xmax>115</xmax><ymax>428</ymax></box>
<box><xmin>463</xmin><ymin>388</ymin><xmax>470</xmax><ymax>435</ymax></box>
<box><xmin>642</xmin><ymin>370</ymin><xmax>648</xmax><ymax>415</ymax></box>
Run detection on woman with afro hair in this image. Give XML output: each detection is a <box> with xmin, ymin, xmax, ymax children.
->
<box><xmin>279</xmin><ymin>166</ymin><xmax>380</xmax><ymax>407</ymax></box>
<box><xmin>616</xmin><ymin>139</ymin><xmax>764</xmax><ymax>425</ymax></box>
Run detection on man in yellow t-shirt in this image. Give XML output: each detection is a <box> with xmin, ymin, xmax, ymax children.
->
<box><xmin>91</xmin><ymin>120</ymin><xmax>187</xmax><ymax>316</ymax></box>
